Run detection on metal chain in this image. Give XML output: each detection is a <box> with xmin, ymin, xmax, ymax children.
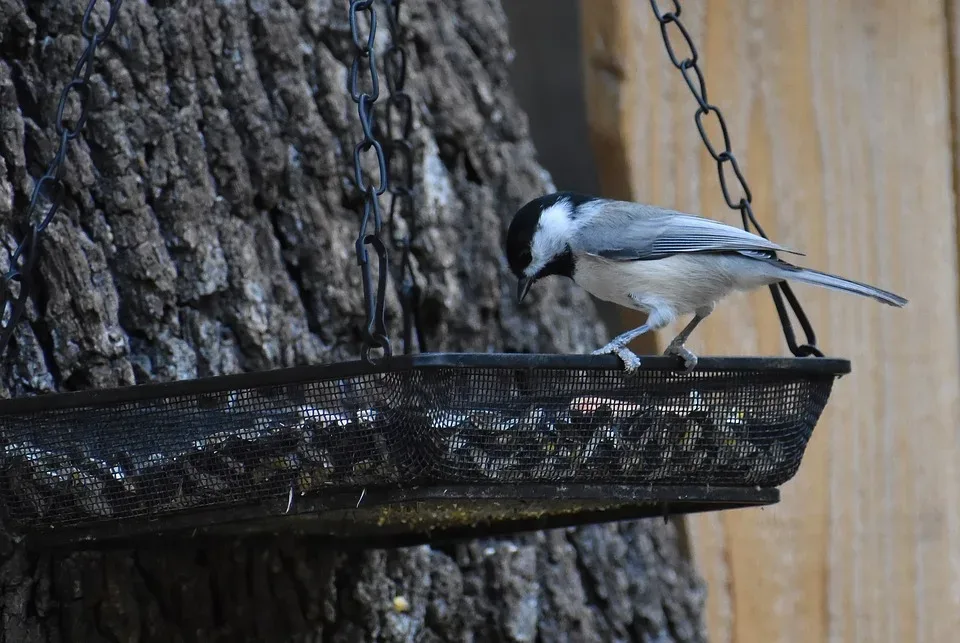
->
<box><xmin>0</xmin><ymin>0</ymin><xmax>124</xmax><ymax>359</ymax></box>
<box><xmin>381</xmin><ymin>0</ymin><xmax>426</xmax><ymax>354</ymax></box>
<box><xmin>648</xmin><ymin>0</ymin><xmax>824</xmax><ymax>358</ymax></box>
<box><xmin>348</xmin><ymin>0</ymin><xmax>392</xmax><ymax>362</ymax></box>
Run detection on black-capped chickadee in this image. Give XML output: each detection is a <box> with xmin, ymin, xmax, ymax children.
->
<box><xmin>506</xmin><ymin>192</ymin><xmax>908</xmax><ymax>372</ymax></box>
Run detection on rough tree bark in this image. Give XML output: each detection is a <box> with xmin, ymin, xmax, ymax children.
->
<box><xmin>0</xmin><ymin>1</ymin><xmax>708</xmax><ymax>641</ymax></box>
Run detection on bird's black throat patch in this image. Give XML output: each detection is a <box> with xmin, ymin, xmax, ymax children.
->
<box><xmin>539</xmin><ymin>246</ymin><xmax>576</xmax><ymax>280</ymax></box>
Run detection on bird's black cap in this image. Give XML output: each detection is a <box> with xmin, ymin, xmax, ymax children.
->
<box><xmin>505</xmin><ymin>191</ymin><xmax>598</xmax><ymax>279</ymax></box>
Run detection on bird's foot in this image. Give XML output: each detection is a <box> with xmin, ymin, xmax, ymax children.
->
<box><xmin>664</xmin><ymin>343</ymin><xmax>698</xmax><ymax>371</ymax></box>
<box><xmin>592</xmin><ymin>342</ymin><xmax>643</xmax><ymax>373</ymax></box>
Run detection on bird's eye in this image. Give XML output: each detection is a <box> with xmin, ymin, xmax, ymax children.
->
<box><xmin>520</xmin><ymin>249</ymin><xmax>532</xmax><ymax>264</ymax></box>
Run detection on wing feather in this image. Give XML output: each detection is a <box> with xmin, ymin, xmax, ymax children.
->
<box><xmin>570</xmin><ymin>201</ymin><xmax>804</xmax><ymax>261</ymax></box>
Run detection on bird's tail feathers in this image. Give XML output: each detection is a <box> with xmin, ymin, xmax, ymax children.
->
<box><xmin>775</xmin><ymin>263</ymin><xmax>907</xmax><ymax>307</ymax></box>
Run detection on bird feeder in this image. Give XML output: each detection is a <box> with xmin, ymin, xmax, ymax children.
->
<box><xmin>0</xmin><ymin>0</ymin><xmax>849</xmax><ymax>549</ymax></box>
<box><xmin>0</xmin><ymin>353</ymin><xmax>845</xmax><ymax>548</ymax></box>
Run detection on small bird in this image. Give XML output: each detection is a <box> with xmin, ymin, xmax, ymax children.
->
<box><xmin>505</xmin><ymin>192</ymin><xmax>907</xmax><ymax>372</ymax></box>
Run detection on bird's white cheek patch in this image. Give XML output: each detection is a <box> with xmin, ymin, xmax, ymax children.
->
<box><xmin>530</xmin><ymin>201</ymin><xmax>574</xmax><ymax>271</ymax></box>
<box><xmin>539</xmin><ymin>202</ymin><xmax>573</xmax><ymax>236</ymax></box>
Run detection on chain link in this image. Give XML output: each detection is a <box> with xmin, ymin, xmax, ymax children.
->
<box><xmin>0</xmin><ymin>0</ymin><xmax>124</xmax><ymax>358</ymax></box>
<box><xmin>648</xmin><ymin>0</ymin><xmax>823</xmax><ymax>358</ymax></box>
<box><xmin>381</xmin><ymin>0</ymin><xmax>426</xmax><ymax>354</ymax></box>
<box><xmin>348</xmin><ymin>0</ymin><xmax>392</xmax><ymax>362</ymax></box>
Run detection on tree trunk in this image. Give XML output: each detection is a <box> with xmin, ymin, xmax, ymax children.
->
<box><xmin>0</xmin><ymin>1</ymin><xmax>708</xmax><ymax>641</ymax></box>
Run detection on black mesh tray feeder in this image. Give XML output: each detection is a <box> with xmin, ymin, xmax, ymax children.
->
<box><xmin>0</xmin><ymin>0</ymin><xmax>850</xmax><ymax>549</ymax></box>
<box><xmin>0</xmin><ymin>353</ymin><xmax>847</xmax><ymax>548</ymax></box>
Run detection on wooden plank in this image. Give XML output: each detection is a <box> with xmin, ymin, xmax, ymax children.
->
<box><xmin>579</xmin><ymin>1</ymin><xmax>960</xmax><ymax>642</ymax></box>
<box><xmin>578</xmin><ymin>0</ymin><xmax>657</xmax><ymax>355</ymax></box>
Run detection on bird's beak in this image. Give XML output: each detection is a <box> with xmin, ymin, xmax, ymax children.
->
<box><xmin>517</xmin><ymin>276</ymin><xmax>533</xmax><ymax>303</ymax></box>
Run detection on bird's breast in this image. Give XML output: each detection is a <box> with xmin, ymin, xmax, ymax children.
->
<box><xmin>571</xmin><ymin>253</ymin><xmax>772</xmax><ymax>315</ymax></box>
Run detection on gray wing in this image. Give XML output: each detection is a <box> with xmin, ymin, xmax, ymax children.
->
<box><xmin>571</xmin><ymin>201</ymin><xmax>804</xmax><ymax>261</ymax></box>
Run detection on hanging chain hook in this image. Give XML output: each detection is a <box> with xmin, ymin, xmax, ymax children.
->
<box><xmin>348</xmin><ymin>0</ymin><xmax>393</xmax><ymax>363</ymax></box>
<box><xmin>648</xmin><ymin>0</ymin><xmax>824</xmax><ymax>358</ymax></box>
<box><xmin>381</xmin><ymin>0</ymin><xmax>427</xmax><ymax>355</ymax></box>
<box><xmin>0</xmin><ymin>0</ymin><xmax>124</xmax><ymax>359</ymax></box>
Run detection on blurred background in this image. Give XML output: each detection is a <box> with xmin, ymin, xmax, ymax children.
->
<box><xmin>504</xmin><ymin>1</ymin><xmax>960</xmax><ymax>642</ymax></box>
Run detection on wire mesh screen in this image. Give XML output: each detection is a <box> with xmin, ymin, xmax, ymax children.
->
<box><xmin>0</xmin><ymin>354</ymin><xmax>846</xmax><ymax>537</ymax></box>
<box><xmin>405</xmin><ymin>366</ymin><xmax>834</xmax><ymax>487</ymax></box>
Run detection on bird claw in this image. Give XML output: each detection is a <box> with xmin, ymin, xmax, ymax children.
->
<box><xmin>592</xmin><ymin>343</ymin><xmax>643</xmax><ymax>373</ymax></box>
<box><xmin>663</xmin><ymin>343</ymin><xmax>698</xmax><ymax>371</ymax></box>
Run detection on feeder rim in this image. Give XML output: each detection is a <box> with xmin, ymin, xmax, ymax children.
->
<box><xmin>0</xmin><ymin>353</ymin><xmax>851</xmax><ymax>416</ymax></box>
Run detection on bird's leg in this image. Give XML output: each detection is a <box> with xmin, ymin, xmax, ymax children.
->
<box><xmin>592</xmin><ymin>301</ymin><xmax>673</xmax><ymax>373</ymax></box>
<box><xmin>663</xmin><ymin>305</ymin><xmax>714</xmax><ymax>371</ymax></box>
<box><xmin>592</xmin><ymin>323</ymin><xmax>652</xmax><ymax>372</ymax></box>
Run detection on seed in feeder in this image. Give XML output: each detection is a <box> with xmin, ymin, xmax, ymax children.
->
<box><xmin>705</xmin><ymin>409</ymin><xmax>747</xmax><ymax>457</ymax></box>
<box><xmin>616</xmin><ymin>409</ymin><xmax>669</xmax><ymax>480</ymax></box>
<box><xmin>347</xmin><ymin>458</ymin><xmax>381</xmax><ymax>485</ymax></box>
<box><xmin>42</xmin><ymin>463</ymin><xmax>74</xmax><ymax>489</ymax></box>
<box><xmin>233</xmin><ymin>423</ymin><xmax>262</xmax><ymax>442</ymax></box>
<box><xmin>671</xmin><ymin>413</ymin><xmax>713</xmax><ymax>481</ymax></box>
<box><xmin>107</xmin><ymin>451</ymin><xmax>139</xmax><ymax>492</ymax></box>
<box><xmin>732</xmin><ymin>440</ymin><xmax>760</xmax><ymax>473</ymax></box>
<box><xmin>296</xmin><ymin>470</ymin><xmax>315</xmax><ymax>495</ymax></box>
<box><xmin>537</xmin><ymin>423</ymin><xmax>560</xmax><ymax>457</ymax></box>
<box><xmin>655</xmin><ymin>390</ymin><xmax>707</xmax><ymax>417</ymax></box>
<box><xmin>215</xmin><ymin>453</ymin><xmax>247</xmax><ymax>478</ymax></box>
<box><xmin>298</xmin><ymin>438</ymin><xmax>334</xmax><ymax>467</ymax></box>
<box><xmin>484</xmin><ymin>415</ymin><xmax>521</xmax><ymax>453</ymax></box>
<box><xmin>299</xmin><ymin>450</ymin><xmax>336</xmax><ymax>490</ymax></box>
<box><xmin>370</xmin><ymin>430</ymin><xmax>398</xmax><ymax>477</ymax></box>
<box><xmin>462</xmin><ymin>446</ymin><xmax>495</xmax><ymax>479</ymax></box>
<box><xmin>521</xmin><ymin>406</ymin><xmax>549</xmax><ymax>425</ymax></box>
<box><xmin>767</xmin><ymin>439</ymin><xmax>788</xmax><ymax>468</ymax></box>
<box><xmin>71</xmin><ymin>469</ymin><xmax>113</xmax><ymax>518</ymax></box>
<box><xmin>183</xmin><ymin>460</ymin><xmax>229</xmax><ymax>494</ymax></box>
<box><xmin>724</xmin><ymin>408</ymin><xmax>747</xmax><ymax>427</ymax></box>
<box><xmin>267</xmin><ymin>452</ymin><xmax>300</xmax><ymax>474</ymax></box>
<box><xmin>491</xmin><ymin>454</ymin><xmax>522</xmax><ymax>480</ymax></box>
<box><xmin>297</xmin><ymin>404</ymin><xmax>331</xmax><ymax>424</ymax></box>
<box><xmin>204</xmin><ymin>431</ymin><xmax>239</xmax><ymax>451</ymax></box>
<box><xmin>6</xmin><ymin>443</ymin><xmax>38</xmax><ymax>460</ymax></box>
<box><xmin>443</xmin><ymin>429</ymin><xmax>471</xmax><ymax>457</ymax></box>
<box><xmin>130</xmin><ymin>459</ymin><xmax>173</xmax><ymax>501</ymax></box>
<box><xmin>574</xmin><ymin>423</ymin><xmax>622</xmax><ymax>474</ymax></box>
<box><xmin>354</xmin><ymin>408</ymin><xmax>380</xmax><ymax>425</ymax></box>
<box><xmin>635</xmin><ymin>419</ymin><xmax>678</xmax><ymax>482</ymax></box>
<box><xmin>539</xmin><ymin>444</ymin><xmax>574</xmax><ymax>480</ymax></box>
<box><xmin>569</xmin><ymin>396</ymin><xmax>644</xmax><ymax>419</ymax></box>
<box><xmin>568</xmin><ymin>399</ymin><xmax>614</xmax><ymax>428</ymax></box>
<box><xmin>552</xmin><ymin>406</ymin><xmax>575</xmax><ymax>431</ymax></box>
<box><xmin>683</xmin><ymin>442</ymin><xmax>710</xmax><ymax>473</ymax></box>
<box><xmin>511</xmin><ymin>408</ymin><xmax>561</xmax><ymax>471</ymax></box>
<box><xmin>743</xmin><ymin>446</ymin><xmax>776</xmax><ymax>484</ymax></box>
<box><xmin>97</xmin><ymin>458</ymin><xmax>136</xmax><ymax>497</ymax></box>
<box><xmin>743</xmin><ymin>438</ymin><xmax>790</xmax><ymax>485</ymax></box>
<box><xmin>672</xmin><ymin>409</ymin><xmax>717</xmax><ymax>476</ymax></box>
<box><xmin>84</xmin><ymin>456</ymin><xmax>113</xmax><ymax>478</ymax></box>
<box><xmin>440</xmin><ymin>435</ymin><xmax>483</xmax><ymax>478</ymax></box>
<box><xmin>434</xmin><ymin>410</ymin><xmax>503</xmax><ymax>458</ymax></box>
<box><xmin>537</xmin><ymin>454</ymin><xmax>558</xmax><ymax>479</ymax></box>
<box><xmin>33</xmin><ymin>451</ymin><xmax>74</xmax><ymax>485</ymax></box>
<box><xmin>482</xmin><ymin>458</ymin><xmax>511</xmax><ymax>480</ymax></box>
<box><xmin>429</xmin><ymin>410</ymin><xmax>471</xmax><ymax>430</ymax></box>
<box><xmin>10</xmin><ymin>469</ymin><xmax>47</xmax><ymax>519</ymax></box>
<box><xmin>11</xmin><ymin>447</ymin><xmax>66</xmax><ymax>504</ymax></box>
<box><xmin>463</xmin><ymin>410</ymin><xmax>503</xmax><ymax>433</ymax></box>
<box><xmin>252</xmin><ymin>414</ymin><xmax>282</xmax><ymax>438</ymax></box>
